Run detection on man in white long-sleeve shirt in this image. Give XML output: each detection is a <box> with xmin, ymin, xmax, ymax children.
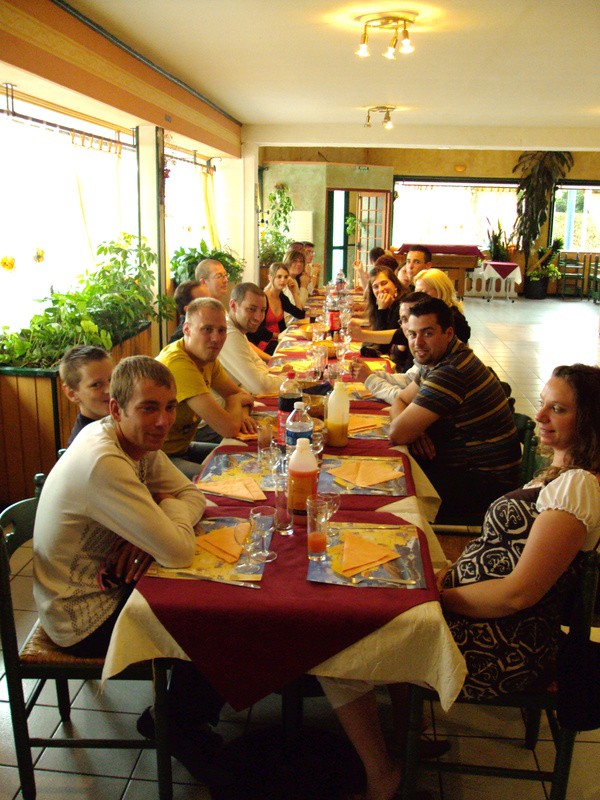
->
<box><xmin>33</xmin><ymin>356</ymin><xmax>233</xmax><ymax>786</ymax></box>
<box><xmin>219</xmin><ymin>282</ymin><xmax>288</xmax><ymax>395</ymax></box>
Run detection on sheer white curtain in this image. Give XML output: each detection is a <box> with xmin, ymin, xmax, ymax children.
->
<box><xmin>392</xmin><ymin>182</ymin><xmax>517</xmax><ymax>247</ymax></box>
<box><xmin>0</xmin><ymin>116</ymin><xmax>137</xmax><ymax>332</ymax></box>
<box><xmin>164</xmin><ymin>157</ymin><xmax>217</xmax><ymax>264</ymax></box>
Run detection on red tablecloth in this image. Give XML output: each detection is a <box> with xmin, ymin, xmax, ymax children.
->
<box><xmin>136</xmin><ymin>509</ymin><xmax>438</xmax><ymax>710</ymax></box>
<box><xmin>482</xmin><ymin>261</ymin><xmax>520</xmax><ymax>280</ymax></box>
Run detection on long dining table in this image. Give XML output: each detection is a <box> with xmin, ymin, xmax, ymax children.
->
<box><xmin>101</xmin><ymin>315</ymin><xmax>467</xmax><ymax>798</ymax></box>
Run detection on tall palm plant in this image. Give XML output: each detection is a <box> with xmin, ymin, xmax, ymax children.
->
<box><xmin>511</xmin><ymin>151</ymin><xmax>573</xmax><ymax>270</ymax></box>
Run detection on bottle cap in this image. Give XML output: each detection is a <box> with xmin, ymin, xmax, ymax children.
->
<box><xmin>296</xmin><ymin>437</ymin><xmax>310</xmax><ymax>449</ymax></box>
<box><xmin>286</xmin><ymin>371</ymin><xmax>296</xmax><ymax>379</ymax></box>
<box><xmin>293</xmin><ymin>401</ymin><xmax>305</xmax><ymax>410</ymax></box>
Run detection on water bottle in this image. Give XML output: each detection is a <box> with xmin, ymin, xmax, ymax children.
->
<box><xmin>326</xmin><ymin>381</ymin><xmax>349</xmax><ymax>447</ymax></box>
<box><xmin>277</xmin><ymin>372</ymin><xmax>302</xmax><ymax>444</ymax></box>
<box><xmin>285</xmin><ymin>401</ymin><xmax>314</xmax><ymax>452</ymax></box>
<box><xmin>287</xmin><ymin>437</ymin><xmax>319</xmax><ymax>515</ymax></box>
<box><xmin>335</xmin><ymin>268</ymin><xmax>347</xmax><ymax>292</ymax></box>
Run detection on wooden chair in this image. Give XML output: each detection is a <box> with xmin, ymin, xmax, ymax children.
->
<box><xmin>557</xmin><ymin>253</ymin><xmax>585</xmax><ymax>299</ymax></box>
<box><xmin>0</xmin><ymin>475</ymin><xmax>174</xmax><ymax>800</ymax></box>
<box><xmin>400</xmin><ymin>549</ymin><xmax>600</xmax><ymax>800</ymax></box>
<box><xmin>587</xmin><ymin>255</ymin><xmax>600</xmax><ymax>304</ymax></box>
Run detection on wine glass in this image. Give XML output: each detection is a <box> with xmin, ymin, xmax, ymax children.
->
<box><xmin>317</xmin><ymin>492</ymin><xmax>341</xmax><ymax>544</ymax></box>
<box><xmin>233</xmin><ymin>521</ymin><xmax>260</xmax><ymax>574</ymax></box>
<box><xmin>250</xmin><ymin>505</ymin><xmax>277</xmax><ymax>563</ymax></box>
<box><xmin>311</xmin><ymin>431</ymin><xmax>325</xmax><ymax>461</ymax></box>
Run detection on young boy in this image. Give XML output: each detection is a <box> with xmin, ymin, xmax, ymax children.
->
<box><xmin>59</xmin><ymin>345</ymin><xmax>114</xmax><ymax>445</ymax></box>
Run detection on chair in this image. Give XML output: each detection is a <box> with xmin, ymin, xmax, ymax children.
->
<box><xmin>513</xmin><ymin>413</ymin><xmax>539</xmax><ymax>484</ymax></box>
<box><xmin>400</xmin><ymin>549</ymin><xmax>600</xmax><ymax>800</ymax></box>
<box><xmin>557</xmin><ymin>253</ymin><xmax>585</xmax><ymax>299</ymax></box>
<box><xmin>587</xmin><ymin>255</ymin><xmax>600</xmax><ymax>304</ymax></box>
<box><xmin>0</xmin><ymin>475</ymin><xmax>174</xmax><ymax>800</ymax></box>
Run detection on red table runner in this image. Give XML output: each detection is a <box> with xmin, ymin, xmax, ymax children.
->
<box><xmin>137</xmin><ymin>509</ymin><xmax>438</xmax><ymax>710</ymax></box>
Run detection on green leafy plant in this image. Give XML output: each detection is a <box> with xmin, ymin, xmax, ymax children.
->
<box><xmin>170</xmin><ymin>240</ymin><xmax>245</xmax><ymax>285</ymax></box>
<box><xmin>512</xmin><ymin>151</ymin><xmax>574</xmax><ymax>269</ymax></box>
<box><xmin>526</xmin><ymin>237</ymin><xmax>564</xmax><ymax>281</ymax></box>
<box><xmin>485</xmin><ymin>219</ymin><xmax>513</xmax><ymax>262</ymax></box>
<box><xmin>0</xmin><ymin>234</ymin><xmax>174</xmax><ymax>369</ymax></box>
<box><xmin>345</xmin><ymin>213</ymin><xmax>365</xmax><ymax>238</ymax></box>
<box><xmin>259</xmin><ymin>183</ymin><xmax>294</xmax><ymax>265</ymax></box>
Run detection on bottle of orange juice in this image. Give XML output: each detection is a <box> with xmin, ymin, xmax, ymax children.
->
<box><xmin>326</xmin><ymin>381</ymin><xmax>349</xmax><ymax>447</ymax></box>
<box><xmin>287</xmin><ymin>437</ymin><xmax>318</xmax><ymax>515</ymax></box>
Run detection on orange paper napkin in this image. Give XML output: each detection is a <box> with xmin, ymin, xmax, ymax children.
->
<box><xmin>348</xmin><ymin>414</ymin><xmax>386</xmax><ymax>433</ymax></box>
<box><xmin>195</xmin><ymin>477</ymin><xmax>266</xmax><ymax>502</ymax></box>
<box><xmin>197</xmin><ymin>525</ymin><xmax>243</xmax><ymax>564</ymax></box>
<box><xmin>340</xmin><ymin>532</ymin><xmax>398</xmax><ymax>577</ymax></box>
<box><xmin>328</xmin><ymin>460</ymin><xmax>402</xmax><ymax>488</ymax></box>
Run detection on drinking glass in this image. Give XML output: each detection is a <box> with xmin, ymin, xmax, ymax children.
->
<box><xmin>311</xmin><ymin>431</ymin><xmax>325</xmax><ymax>462</ymax></box>
<box><xmin>306</xmin><ymin>497</ymin><xmax>329</xmax><ymax>562</ymax></box>
<box><xmin>257</xmin><ymin>421</ymin><xmax>273</xmax><ymax>470</ymax></box>
<box><xmin>317</xmin><ymin>493</ymin><xmax>341</xmax><ymax>545</ymax></box>
<box><xmin>233</xmin><ymin>521</ymin><xmax>260</xmax><ymax>574</ymax></box>
<box><xmin>272</xmin><ymin>464</ymin><xmax>293</xmax><ymax>535</ymax></box>
<box><xmin>250</xmin><ymin>505</ymin><xmax>277</xmax><ymax>563</ymax></box>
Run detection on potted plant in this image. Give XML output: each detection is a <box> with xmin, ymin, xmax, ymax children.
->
<box><xmin>485</xmin><ymin>219</ymin><xmax>513</xmax><ymax>262</ymax></box>
<box><xmin>511</xmin><ymin>151</ymin><xmax>573</xmax><ymax>275</ymax></box>
<box><xmin>259</xmin><ymin>183</ymin><xmax>294</xmax><ymax>266</ymax></box>
<box><xmin>0</xmin><ymin>234</ymin><xmax>174</xmax><ymax>504</ymax></box>
<box><xmin>170</xmin><ymin>240</ymin><xmax>245</xmax><ymax>285</ymax></box>
<box><xmin>523</xmin><ymin>237</ymin><xmax>564</xmax><ymax>299</ymax></box>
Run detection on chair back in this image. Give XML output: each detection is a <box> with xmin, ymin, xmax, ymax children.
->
<box><xmin>0</xmin><ymin>475</ymin><xmax>44</xmax><ymax>666</ymax></box>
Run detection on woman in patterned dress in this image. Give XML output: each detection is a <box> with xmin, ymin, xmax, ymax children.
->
<box><xmin>322</xmin><ymin>363</ymin><xmax>600</xmax><ymax>800</ymax></box>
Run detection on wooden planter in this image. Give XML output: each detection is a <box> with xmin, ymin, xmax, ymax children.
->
<box><xmin>0</xmin><ymin>323</ymin><xmax>152</xmax><ymax>507</ymax></box>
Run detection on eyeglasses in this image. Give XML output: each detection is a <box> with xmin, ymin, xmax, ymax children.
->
<box><xmin>211</xmin><ymin>272</ymin><xmax>228</xmax><ymax>281</ymax></box>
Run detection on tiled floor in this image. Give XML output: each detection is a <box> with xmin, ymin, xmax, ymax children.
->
<box><xmin>2</xmin><ymin>297</ymin><xmax>599</xmax><ymax>799</ymax></box>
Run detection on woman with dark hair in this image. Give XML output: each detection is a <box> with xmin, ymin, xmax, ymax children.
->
<box><xmin>283</xmin><ymin>249</ymin><xmax>309</xmax><ymax>315</ymax></box>
<box><xmin>321</xmin><ymin>363</ymin><xmax>600</xmax><ymax>800</ymax></box>
<box><xmin>349</xmin><ymin>266</ymin><xmax>406</xmax><ymax>359</ymax></box>
<box><xmin>247</xmin><ymin>263</ymin><xmax>304</xmax><ymax>355</ymax></box>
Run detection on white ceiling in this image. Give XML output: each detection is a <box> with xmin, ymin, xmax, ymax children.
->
<box><xmin>7</xmin><ymin>0</ymin><xmax>600</xmax><ymax>151</ymax></box>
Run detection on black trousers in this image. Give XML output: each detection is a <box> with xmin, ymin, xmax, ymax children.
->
<box><xmin>64</xmin><ymin>588</ymin><xmax>225</xmax><ymax>729</ymax></box>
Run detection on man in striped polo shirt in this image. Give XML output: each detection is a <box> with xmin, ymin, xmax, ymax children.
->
<box><xmin>388</xmin><ymin>297</ymin><xmax>521</xmax><ymax>518</ymax></box>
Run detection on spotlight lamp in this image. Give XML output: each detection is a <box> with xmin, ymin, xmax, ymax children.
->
<box><xmin>364</xmin><ymin>106</ymin><xmax>396</xmax><ymax>130</ymax></box>
<box><xmin>356</xmin><ymin>24</ymin><xmax>370</xmax><ymax>57</ymax></box>
<box><xmin>355</xmin><ymin>12</ymin><xmax>418</xmax><ymax>60</ymax></box>
<box><xmin>400</xmin><ymin>20</ymin><xmax>414</xmax><ymax>54</ymax></box>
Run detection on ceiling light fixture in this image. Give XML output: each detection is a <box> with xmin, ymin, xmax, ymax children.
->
<box><xmin>355</xmin><ymin>12</ymin><xmax>418</xmax><ymax>60</ymax></box>
<box><xmin>355</xmin><ymin>24</ymin><xmax>370</xmax><ymax>57</ymax></box>
<box><xmin>364</xmin><ymin>106</ymin><xmax>396</xmax><ymax>130</ymax></box>
<box><xmin>400</xmin><ymin>20</ymin><xmax>414</xmax><ymax>54</ymax></box>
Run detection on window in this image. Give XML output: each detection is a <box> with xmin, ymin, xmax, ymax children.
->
<box><xmin>392</xmin><ymin>179</ymin><xmax>518</xmax><ymax>247</ymax></box>
<box><xmin>0</xmin><ymin>102</ymin><xmax>137</xmax><ymax>331</ymax></box>
<box><xmin>552</xmin><ymin>184</ymin><xmax>600</xmax><ymax>251</ymax></box>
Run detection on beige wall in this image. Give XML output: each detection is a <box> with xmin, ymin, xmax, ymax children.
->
<box><xmin>261</xmin><ymin>147</ymin><xmax>600</xmax><ymax>181</ymax></box>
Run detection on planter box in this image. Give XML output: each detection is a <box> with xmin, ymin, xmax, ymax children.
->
<box><xmin>523</xmin><ymin>276</ymin><xmax>549</xmax><ymax>299</ymax></box>
<box><xmin>0</xmin><ymin>323</ymin><xmax>152</xmax><ymax>507</ymax></box>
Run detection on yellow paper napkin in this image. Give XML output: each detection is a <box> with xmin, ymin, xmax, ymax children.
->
<box><xmin>348</xmin><ymin>414</ymin><xmax>386</xmax><ymax>433</ymax></box>
<box><xmin>328</xmin><ymin>461</ymin><xmax>402</xmax><ymax>488</ymax></box>
<box><xmin>197</xmin><ymin>526</ymin><xmax>243</xmax><ymax>564</ymax></box>
<box><xmin>340</xmin><ymin>532</ymin><xmax>398</xmax><ymax>577</ymax></box>
<box><xmin>195</xmin><ymin>477</ymin><xmax>266</xmax><ymax>502</ymax></box>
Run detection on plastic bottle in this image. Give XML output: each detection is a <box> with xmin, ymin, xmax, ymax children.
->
<box><xmin>325</xmin><ymin>288</ymin><xmax>341</xmax><ymax>337</ymax></box>
<box><xmin>326</xmin><ymin>381</ymin><xmax>349</xmax><ymax>447</ymax></box>
<box><xmin>285</xmin><ymin>401</ymin><xmax>314</xmax><ymax>451</ymax></box>
<box><xmin>277</xmin><ymin>372</ymin><xmax>302</xmax><ymax>444</ymax></box>
<box><xmin>287</xmin><ymin>437</ymin><xmax>319</xmax><ymax>515</ymax></box>
<box><xmin>335</xmin><ymin>268</ymin><xmax>347</xmax><ymax>293</ymax></box>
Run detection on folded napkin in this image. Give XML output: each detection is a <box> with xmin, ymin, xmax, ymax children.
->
<box><xmin>237</xmin><ymin>432</ymin><xmax>258</xmax><ymax>441</ymax></box>
<box><xmin>195</xmin><ymin>477</ymin><xmax>266</xmax><ymax>502</ymax></box>
<box><xmin>342</xmin><ymin>382</ymin><xmax>373</xmax><ymax>399</ymax></box>
<box><xmin>328</xmin><ymin>460</ymin><xmax>403</xmax><ymax>488</ymax></box>
<box><xmin>348</xmin><ymin>414</ymin><xmax>386</xmax><ymax>433</ymax></box>
<box><xmin>340</xmin><ymin>532</ymin><xmax>398</xmax><ymax>577</ymax></box>
<box><xmin>197</xmin><ymin>525</ymin><xmax>243</xmax><ymax>564</ymax></box>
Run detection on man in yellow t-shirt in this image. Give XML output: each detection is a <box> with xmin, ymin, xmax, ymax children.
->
<box><xmin>156</xmin><ymin>297</ymin><xmax>256</xmax><ymax>478</ymax></box>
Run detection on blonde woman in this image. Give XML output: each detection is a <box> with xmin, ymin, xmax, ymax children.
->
<box><xmin>413</xmin><ymin>267</ymin><xmax>471</xmax><ymax>343</ymax></box>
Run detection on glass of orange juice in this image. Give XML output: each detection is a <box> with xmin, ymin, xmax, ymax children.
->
<box><xmin>306</xmin><ymin>497</ymin><xmax>329</xmax><ymax>562</ymax></box>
